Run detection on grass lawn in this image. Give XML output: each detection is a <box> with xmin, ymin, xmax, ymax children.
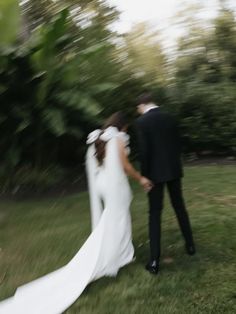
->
<box><xmin>0</xmin><ymin>166</ymin><xmax>236</xmax><ymax>313</ymax></box>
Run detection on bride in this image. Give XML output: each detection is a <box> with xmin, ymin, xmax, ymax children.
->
<box><xmin>0</xmin><ymin>112</ymin><xmax>152</xmax><ymax>314</ymax></box>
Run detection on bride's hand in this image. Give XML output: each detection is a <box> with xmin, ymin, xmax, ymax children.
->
<box><xmin>139</xmin><ymin>177</ymin><xmax>153</xmax><ymax>193</ymax></box>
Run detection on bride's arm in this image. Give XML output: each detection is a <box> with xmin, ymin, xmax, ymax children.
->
<box><xmin>118</xmin><ymin>138</ymin><xmax>152</xmax><ymax>191</ymax></box>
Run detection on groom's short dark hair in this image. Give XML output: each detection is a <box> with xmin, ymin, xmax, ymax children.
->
<box><xmin>137</xmin><ymin>92</ymin><xmax>154</xmax><ymax>105</ymax></box>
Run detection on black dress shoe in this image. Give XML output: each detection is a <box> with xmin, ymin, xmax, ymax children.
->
<box><xmin>145</xmin><ymin>260</ymin><xmax>159</xmax><ymax>275</ymax></box>
<box><xmin>186</xmin><ymin>243</ymin><xmax>196</xmax><ymax>256</ymax></box>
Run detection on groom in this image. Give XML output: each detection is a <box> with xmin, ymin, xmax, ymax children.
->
<box><xmin>136</xmin><ymin>92</ymin><xmax>195</xmax><ymax>275</ymax></box>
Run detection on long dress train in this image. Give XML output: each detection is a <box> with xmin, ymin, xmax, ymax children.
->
<box><xmin>0</xmin><ymin>127</ymin><xmax>134</xmax><ymax>314</ymax></box>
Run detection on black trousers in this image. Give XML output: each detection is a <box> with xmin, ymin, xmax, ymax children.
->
<box><xmin>148</xmin><ymin>178</ymin><xmax>194</xmax><ymax>260</ymax></box>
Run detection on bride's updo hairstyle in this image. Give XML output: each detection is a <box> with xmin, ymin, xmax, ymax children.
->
<box><xmin>95</xmin><ymin>112</ymin><xmax>128</xmax><ymax>165</ymax></box>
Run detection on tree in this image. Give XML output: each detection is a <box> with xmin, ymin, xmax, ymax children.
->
<box><xmin>0</xmin><ymin>5</ymin><xmax>120</xmax><ymax>182</ymax></box>
<box><xmin>121</xmin><ymin>22</ymin><xmax>166</xmax><ymax>87</ymax></box>
<box><xmin>169</xmin><ymin>6</ymin><xmax>236</xmax><ymax>154</ymax></box>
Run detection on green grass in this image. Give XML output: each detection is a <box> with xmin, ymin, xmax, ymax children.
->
<box><xmin>0</xmin><ymin>166</ymin><xmax>236</xmax><ymax>313</ymax></box>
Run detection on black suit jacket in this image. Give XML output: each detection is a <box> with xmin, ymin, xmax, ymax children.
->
<box><xmin>136</xmin><ymin>107</ymin><xmax>183</xmax><ymax>183</ymax></box>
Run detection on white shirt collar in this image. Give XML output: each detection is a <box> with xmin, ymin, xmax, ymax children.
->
<box><xmin>143</xmin><ymin>103</ymin><xmax>159</xmax><ymax>114</ymax></box>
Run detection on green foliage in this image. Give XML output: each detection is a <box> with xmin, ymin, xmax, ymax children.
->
<box><xmin>122</xmin><ymin>22</ymin><xmax>166</xmax><ymax>86</ymax></box>
<box><xmin>171</xmin><ymin>83</ymin><xmax>236</xmax><ymax>153</ymax></box>
<box><xmin>0</xmin><ymin>0</ymin><xmax>20</xmax><ymax>44</ymax></box>
<box><xmin>171</xmin><ymin>8</ymin><xmax>236</xmax><ymax>154</ymax></box>
<box><xmin>1</xmin><ymin>1</ymin><xmax>236</xmax><ymax>189</ymax></box>
<box><xmin>0</xmin><ymin>5</ymin><xmax>121</xmax><ymax>179</ymax></box>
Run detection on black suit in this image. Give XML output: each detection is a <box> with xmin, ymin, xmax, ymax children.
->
<box><xmin>136</xmin><ymin>107</ymin><xmax>194</xmax><ymax>260</ymax></box>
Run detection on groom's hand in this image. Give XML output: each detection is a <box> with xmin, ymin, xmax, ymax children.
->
<box><xmin>140</xmin><ymin>177</ymin><xmax>153</xmax><ymax>193</ymax></box>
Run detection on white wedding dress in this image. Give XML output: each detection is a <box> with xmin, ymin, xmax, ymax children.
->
<box><xmin>0</xmin><ymin>127</ymin><xmax>135</xmax><ymax>314</ymax></box>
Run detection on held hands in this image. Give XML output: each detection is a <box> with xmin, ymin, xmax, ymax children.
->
<box><xmin>139</xmin><ymin>176</ymin><xmax>154</xmax><ymax>193</ymax></box>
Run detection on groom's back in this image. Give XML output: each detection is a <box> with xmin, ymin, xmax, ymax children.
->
<box><xmin>137</xmin><ymin>108</ymin><xmax>183</xmax><ymax>183</ymax></box>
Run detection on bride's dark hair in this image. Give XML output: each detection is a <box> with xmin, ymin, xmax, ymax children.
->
<box><xmin>95</xmin><ymin>112</ymin><xmax>128</xmax><ymax>165</ymax></box>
